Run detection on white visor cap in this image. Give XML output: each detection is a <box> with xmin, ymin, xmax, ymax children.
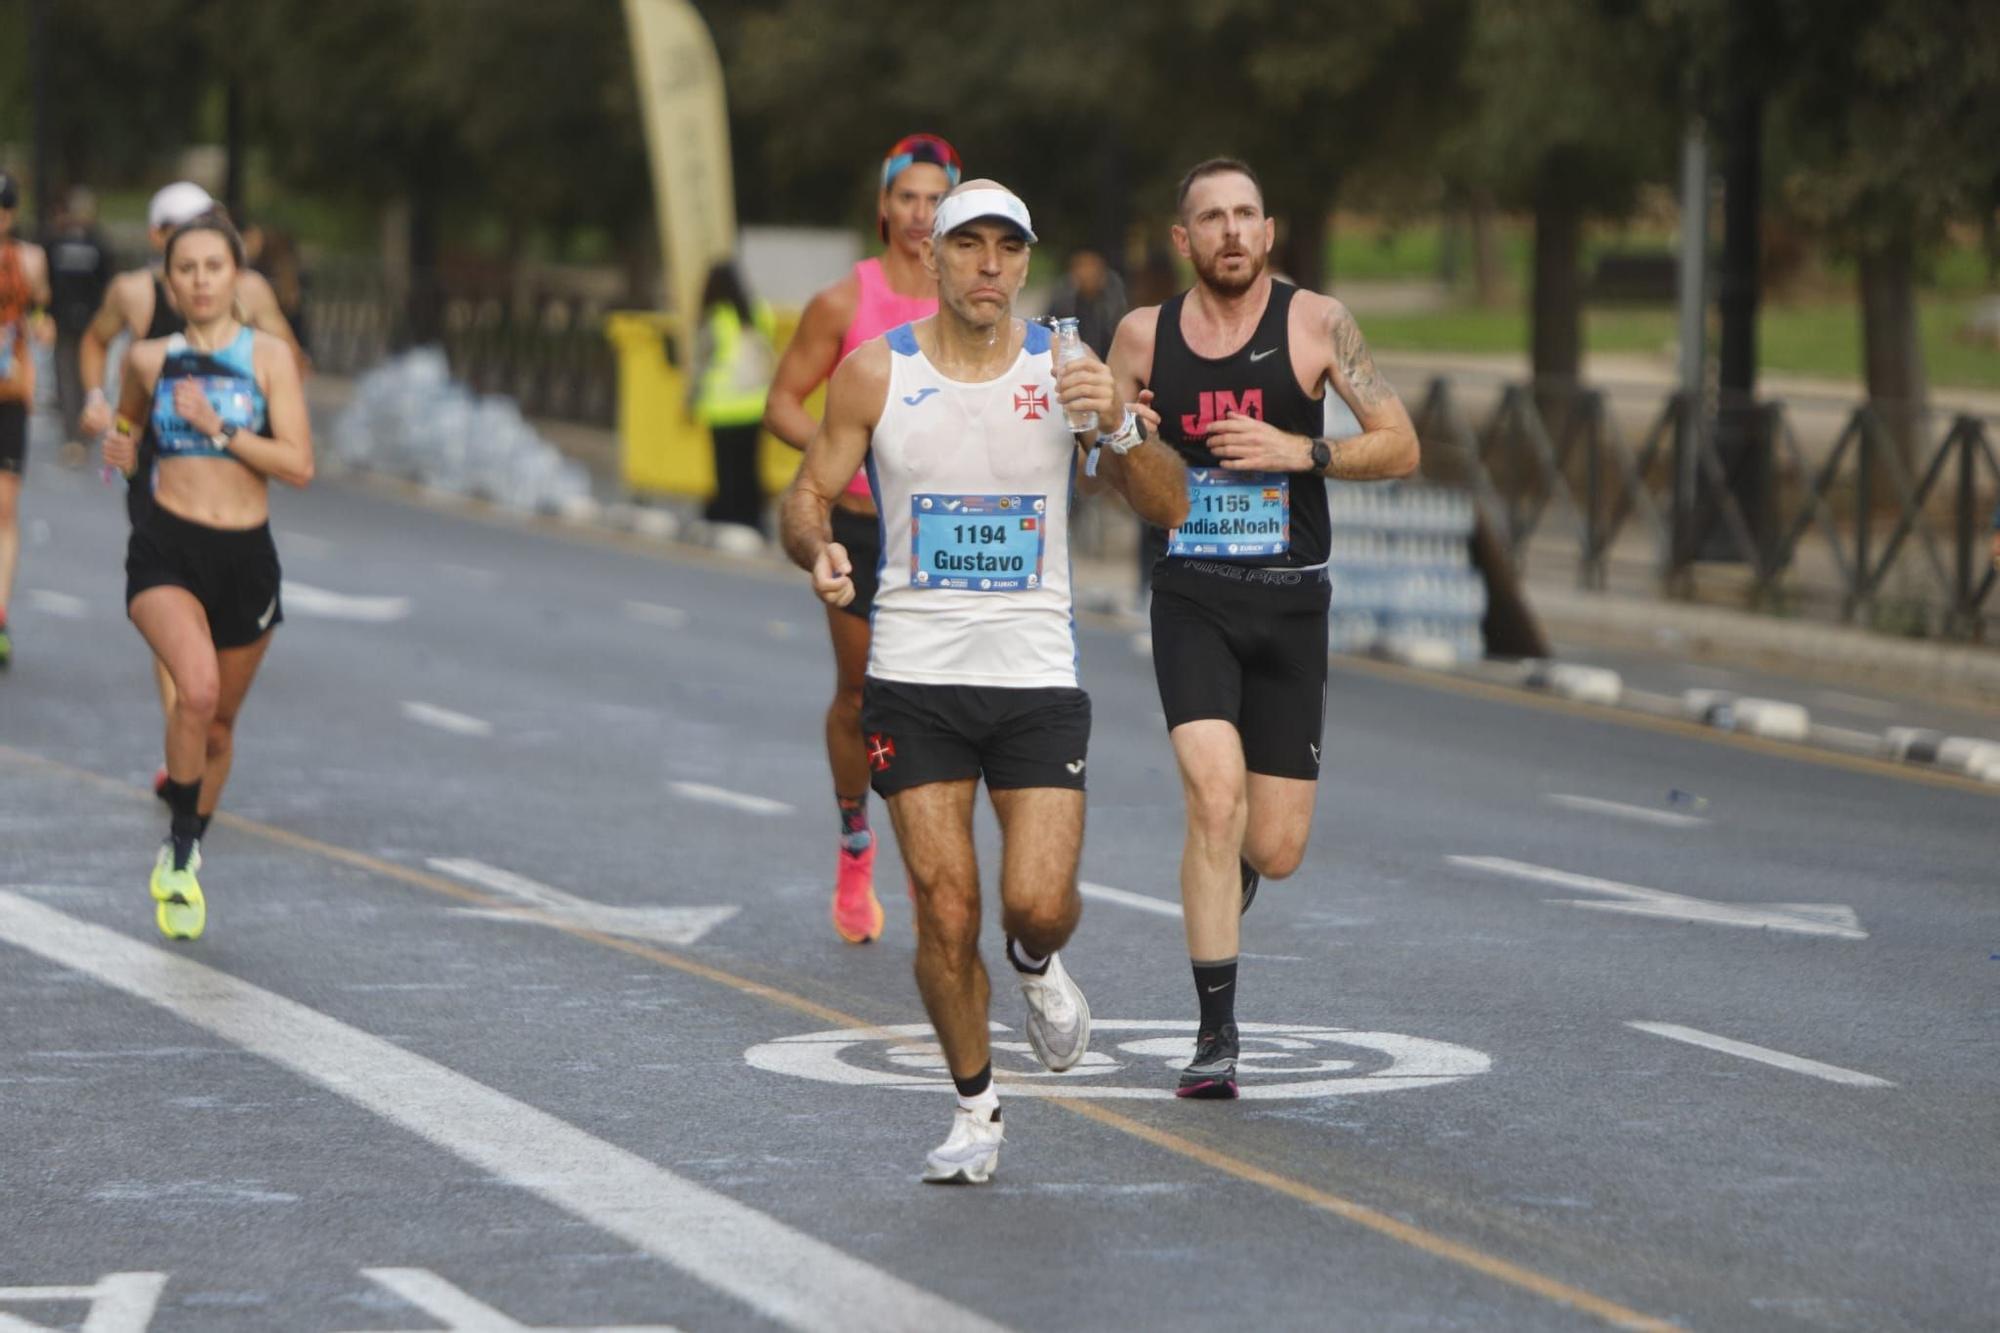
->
<box><xmin>149</xmin><ymin>181</ymin><xmax>216</xmax><ymax>230</ymax></box>
<box><xmin>931</xmin><ymin>187</ymin><xmax>1037</xmax><ymax>245</ymax></box>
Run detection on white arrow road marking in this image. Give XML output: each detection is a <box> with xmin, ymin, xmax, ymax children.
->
<box><xmin>0</xmin><ymin>1272</ymin><xmax>166</xmax><ymax>1332</ymax></box>
<box><xmin>1447</xmin><ymin>856</ymin><xmax>1867</xmax><ymax>939</ymax></box>
<box><xmin>1080</xmin><ymin>881</ymin><xmax>1182</xmax><ymax>919</ymax></box>
<box><xmin>1628</xmin><ymin>1022</ymin><xmax>1894</xmax><ymax>1088</ymax></box>
<box><xmin>343</xmin><ymin>1267</ymin><xmax>683</xmax><ymax>1332</ymax></box>
<box><xmin>0</xmin><ymin>893</ymin><xmax>997</xmax><ymax>1333</ymax></box>
<box><xmin>668</xmin><ymin>782</ymin><xmax>793</xmax><ymax>817</ymax></box>
<box><xmin>1543</xmin><ymin>794</ymin><xmax>1709</xmax><ymax>829</ymax></box>
<box><xmin>24</xmin><ymin>589</ymin><xmax>88</xmax><ymax>619</ymax></box>
<box><xmin>401</xmin><ymin>702</ymin><xmax>495</xmax><ymax>738</ymax></box>
<box><xmin>281</xmin><ymin>580</ymin><xmax>411</xmax><ymax>622</ymax></box>
<box><xmin>624</xmin><ymin>600</ymin><xmax>690</xmax><ymax>628</ymax></box>
<box><xmin>429</xmin><ymin>858</ymin><xmax>738</xmax><ymax>947</ymax></box>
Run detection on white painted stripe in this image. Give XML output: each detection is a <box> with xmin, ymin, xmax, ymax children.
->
<box><xmin>400</xmin><ymin>701</ymin><xmax>495</xmax><ymax>738</ymax></box>
<box><xmin>1080</xmin><ymin>881</ymin><xmax>1182</xmax><ymax>919</ymax></box>
<box><xmin>428</xmin><ymin>857</ymin><xmax>738</xmax><ymax>946</ymax></box>
<box><xmin>1447</xmin><ymin>856</ymin><xmax>1867</xmax><ymax>939</ymax></box>
<box><xmin>0</xmin><ymin>892</ymin><xmax>1003</xmax><ymax>1333</ymax></box>
<box><xmin>438</xmin><ymin>562</ymin><xmax>500</xmax><ymax>588</ymax></box>
<box><xmin>625</xmin><ymin>600</ymin><xmax>691</xmax><ymax>629</ymax></box>
<box><xmin>1627</xmin><ymin>1022</ymin><xmax>1894</xmax><ymax>1088</ymax></box>
<box><xmin>25</xmin><ymin>588</ymin><xmax>88</xmax><ymax>618</ymax></box>
<box><xmin>668</xmin><ymin>781</ymin><xmax>794</xmax><ymax>817</ymax></box>
<box><xmin>283</xmin><ymin>580</ymin><xmax>411</xmax><ymax>622</ymax></box>
<box><xmin>1543</xmin><ymin>794</ymin><xmax>1708</xmax><ymax>828</ymax></box>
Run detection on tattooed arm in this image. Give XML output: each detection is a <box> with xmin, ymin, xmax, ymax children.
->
<box><xmin>1307</xmin><ymin>292</ymin><xmax>1418</xmax><ymax>480</ymax></box>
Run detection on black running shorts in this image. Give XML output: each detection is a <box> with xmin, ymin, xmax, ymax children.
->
<box><xmin>0</xmin><ymin>401</ymin><xmax>25</xmax><ymax>476</ymax></box>
<box><xmin>830</xmin><ymin>504</ymin><xmax>881</xmax><ymax>621</ymax></box>
<box><xmin>1149</xmin><ymin>565</ymin><xmax>1330</xmax><ymax>780</ymax></box>
<box><xmin>861</xmin><ymin>677</ymin><xmax>1091</xmax><ymax>798</ymax></box>
<box><xmin>126</xmin><ymin>504</ymin><xmax>284</xmax><ymax>649</ymax></box>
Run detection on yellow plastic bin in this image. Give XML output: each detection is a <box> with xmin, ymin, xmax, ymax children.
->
<box><xmin>604</xmin><ymin>309</ymin><xmax>815</xmax><ymax>501</ymax></box>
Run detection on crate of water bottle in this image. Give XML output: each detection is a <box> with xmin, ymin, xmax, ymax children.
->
<box><xmin>1326</xmin><ymin>482</ymin><xmax>1475</xmax><ymax>537</ymax></box>
<box><xmin>1381</xmin><ymin>614</ymin><xmax>1485</xmax><ymax>661</ymax></box>
<box><xmin>1324</xmin><ymin>531</ymin><xmax>1473</xmax><ymax>571</ymax></box>
<box><xmin>1325</xmin><ymin>610</ymin><xmax>1382</xmax><ymax>654</ymax></box>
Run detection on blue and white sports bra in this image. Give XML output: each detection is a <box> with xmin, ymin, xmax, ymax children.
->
<box><xmin>150</xmin><ymin>326</ymin><xmax>267</xmax><ymax>459</ymax></box>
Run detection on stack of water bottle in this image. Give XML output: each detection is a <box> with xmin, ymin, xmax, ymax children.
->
<box><xmin>1324</xmin><ymin>483</ymin><xmax>1485</xmax><ymax>662</ymax></box>
<box><xmin>329</xmin><ymin>348</ymin><xmax>594</xmax><ymax>518</ymax></box>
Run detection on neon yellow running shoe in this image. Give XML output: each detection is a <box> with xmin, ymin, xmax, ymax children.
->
<box><xmin>150</xmin><ymin>839</ymin><xmax>206</xmax><ymax>940</ymax></box>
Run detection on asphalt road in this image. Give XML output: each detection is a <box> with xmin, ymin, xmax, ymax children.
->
<box><xmin>3</xmin><ymin>451</ymin><xmax>1996</xmax><ymax>1332</ymax></box>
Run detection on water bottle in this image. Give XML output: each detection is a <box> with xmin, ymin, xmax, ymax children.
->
<box><xmin>1051</xmin><ymin>317</ymin><xmax>1098</xmax><ymax>433</ymax></box>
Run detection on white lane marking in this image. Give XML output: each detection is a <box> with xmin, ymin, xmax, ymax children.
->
<box><xmin>24</xmin><ymin>589</ymin><xmax>88</xmax><ymax>618</ymax></box>
<box><xmin>438</xmin><ymin>563</ymin><xmax>500</xmax><ymax>588</ymax></box>
<box><xmin>1447</xmin><ymin>856</ymin><xmax>1867</xmax><ymax>939</ymax></box>
<box><xmin>668</xmin><ymin>781</ymin><xmax>793</xmax><ymax>817</ymax></box>
<box><xmin>429</xmin><ymin>858</ymin><xmax>738</xmax><ymax>947</ymax></box>
<box><xmin>1627</xmin><ymin>1022</ymin><xmax>1894</xmax><ymax>1088</ymax></box>
<box><xmin>625</xmin><ymin>600</ymin><xmax>690</xmax><ymax>629</ymax></box>
<box><xmin>350</xmin><ymin>1267</ymin><xmax>683</xmax><ymax>1332</ymax></box>
<box><xmin>0</xmin><ymin>892</ymin><xmax>997</xmax><ymax>1333</ymax></box>
<box><xmin>282</xmin><ymin>580</ymin><xmax>411</xmax><ymax>622</ymax></box>
<box><xmin>0</xmin><ymin>1272</ymin><xmax>166</xmax><ymax>1331</ymax></box>
<box><xmin>748</xmin><ymin>1019</ymin><xmax>1490</xmax><ymax>1101</ymax></box>
<box><xmin>400</xmin><ymin>701</ymin><xmax>495</xmax><ymax>738</ymax></box>
<box><xmin>1543</xmin><ymin>793</ymin><xmax>1709</xmax><ymax>828</ymax></box>
<box><xmin>1810</xmin><ymin>689</ymin><xmax>1904</xmax><ymax>719</ymax></box>
<box><xmin>1080</xmin><ymin>881</ymin><xmax>1182</xmax><ymax>920</ymax></box>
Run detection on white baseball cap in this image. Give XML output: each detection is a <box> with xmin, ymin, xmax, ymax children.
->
<box><xmin>148</xmin><ymin>181</ymin><xmax>215</xmax><ymax>230</ymax></box>
<box><xmin>931</xmin><ymin>186</ymin><xmax>1037</xmax><ymax>245</ymax></box>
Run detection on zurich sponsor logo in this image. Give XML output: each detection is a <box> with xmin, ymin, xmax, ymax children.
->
<box><xmin>921</xmin><ymin>497</ymin><xmax>935</xmax><ymax>510</ymax></box>
<box><xmin>902</xmin><ymin>386</ymin><xmax>941</xmax><ymax>406</ymax></box>
<box><xmin>1033</xmin><ymin>497</ymin><xmax>1046</xmax><ymax>513</ymax></box>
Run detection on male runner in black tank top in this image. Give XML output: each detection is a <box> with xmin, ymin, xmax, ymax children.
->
<box><xmin>1109</xmin><ymin>158</ymin><xmax>1420</xmax><ymax>1098</ymax></box>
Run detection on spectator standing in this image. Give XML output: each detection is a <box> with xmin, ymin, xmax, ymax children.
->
<box><xmin>686</xmin><ymin>260</ymin><xmax>776</xmax><ymax>543</ymax></box>
<box><xmin>48</xmin><ymin>187</ymin><xmax>115</xmax><ymax>466</ymax></box>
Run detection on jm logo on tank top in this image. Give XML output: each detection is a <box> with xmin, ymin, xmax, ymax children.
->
<box><xmin>1180</xmin><ymin>388</ymin><xmax>1264</xmax><ymax>439</ymax></box>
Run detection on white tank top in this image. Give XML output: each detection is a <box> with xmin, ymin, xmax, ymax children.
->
<box><xmin>864</xmin><ymin>320</ymin><xmax>1079</xmax><ymax>689</ymax></box>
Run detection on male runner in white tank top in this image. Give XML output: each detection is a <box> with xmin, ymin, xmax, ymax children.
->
<box><xmin>781</xmin><ymin>180</ymin><xmax>1187</xmax><ymax>1184</ymax></box>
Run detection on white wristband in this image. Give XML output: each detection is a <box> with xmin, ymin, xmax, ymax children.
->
<box><xmin>86</xmin><ymin>387</ymin><xmax>107</xmax><ymax>405</ymax></box>
<box><xmin>1099</xmin><ymin>408</ymin><xmax>1143</xmax><ymax>455</ymax></box>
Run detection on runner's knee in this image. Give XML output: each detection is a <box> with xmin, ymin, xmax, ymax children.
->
<box><xmin>175</xmin><ymin>670</ymin><xmax>220</xmax><ymax>722</ymax></box>
<box><xmin>1183</xmin><ymin>773</ymin><xmax>1247</xmax><ymax>846</ymax></box>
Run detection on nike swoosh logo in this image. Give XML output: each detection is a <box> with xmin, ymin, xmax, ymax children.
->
<box><xmin>256</xmin><ymin>598</ymin><xmax>277</xmax><ymax>631</ymax></box>
<box><xmin>1206</xmin><ymin>982</ymin><xmax>1233</xmax><ymax>993</ymax></box>
<box><xmin>902</xmin><ymin>387</ymin><xmax>941</xmax><ymax>406</ymax></box>
<box><xmin>1248</xmin><ymin>348</ymin><xmax>1278</xmax><ymax>362</ymax></box>
<box><xmin>1309</xmin><ymin>743</ymin><xmax>1321</xmax><ymax>764</ymax></box>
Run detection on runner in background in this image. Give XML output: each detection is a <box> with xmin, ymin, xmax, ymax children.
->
<box><xmin>0</xmin><ymin>168</ymin><xmax>54</xmax><ymax>670</ymax></box>
<box><xmin>764</xmin><ymin>133</ymin><xmax>961</xmax><ymax>945</ymax></box>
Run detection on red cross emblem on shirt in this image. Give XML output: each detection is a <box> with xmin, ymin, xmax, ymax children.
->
<box><xmin>867</xmin><ymin>733</ymin><xmax>896</xmax><ymax>772</ymax></box>
<box><xmin>1013</xmin><ymin>386</ymin><xmax>1049</xmax><ymax>420</ymax></box>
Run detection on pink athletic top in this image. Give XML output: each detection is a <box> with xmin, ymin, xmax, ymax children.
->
<box><xmin>837</xmin><ymin>257</ymin><xmax>936</xmax><ymax>498</ymax></box>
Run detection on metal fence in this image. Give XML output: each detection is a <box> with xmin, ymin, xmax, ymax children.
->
<box><xmin>1412</xmin><ymin>379</ymin><xmax>2000</xmax><ymax>641</ymax></box>
<box><xmin>308</xmin><ymin>261</ymin><xmax>620</xmax><ymax>427</ymax></box>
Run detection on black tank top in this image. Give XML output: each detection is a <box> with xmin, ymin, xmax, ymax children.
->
<box><xmin>145</xmin><ymin>275</ymin><xmax>186</xmax><ymax>338</ymax></box>
<box><xmin>1150</xmin><ymin>281</ymin><xmax>1330</xmax><ymax>575</ymax></box>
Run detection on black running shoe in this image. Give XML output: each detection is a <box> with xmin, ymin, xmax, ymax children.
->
<box><xmin>1175</xmin><ymin>1022</ymin><xmax>1240</xmax><ymax>1099</ymax></box>
<box><xmin>1240</xmin><ymin>858</ymin><xmax>1260</xmax><ymax>915</ymax></box>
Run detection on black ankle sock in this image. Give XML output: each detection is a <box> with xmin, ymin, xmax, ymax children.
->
<box><xmin>1005</xmin><ymin>936</ymin><xmax>1050</xmax><ymax>975</ymax></box>
<box><xmin>195</xmin><ymin>813</ymin><xmax>212</xmax><ymax>839</ymax></box>
<box><xmin>1193</xmin><ymin>956</ymin><xmax>1238</xmax><ymax>1032</ymax></box>
<box><xmin>952</xmin><ymin>1062</ymin><xmax>993</xmax><ymax>1099</ymax></box>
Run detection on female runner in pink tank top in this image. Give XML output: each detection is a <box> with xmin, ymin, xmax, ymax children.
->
<box><xmin>763</xmin><ymin>133</ymin><xmax>959</xmax><ymax>945</ymax></box>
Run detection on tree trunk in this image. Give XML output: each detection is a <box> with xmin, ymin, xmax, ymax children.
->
<box><xmin>1529</xmin><ymin>192</ymin><xmax>1583</xmax><ymax>435</ymax></box>
<box><xmin>1858</xmin><ymin>231</ymin><xmax>1928</xmax><ymax>473</ymax></box>
<box><xmin>1279</xmin><ymin>202</ymin><xmax>1331</xmax><ymax>294</ymax></box>
<box><xmin>1470</xmin><ymin>190</ymin><xmax>1503</xmax><ymax>308</ymax></box>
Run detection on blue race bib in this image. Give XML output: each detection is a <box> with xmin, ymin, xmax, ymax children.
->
<box><xmin>1168</xmin><ymin>468</ymin><xmax>1290</xmax><ymax>558</ymax></box>
<box><xmin>909</xmin><ymin>493</ymin><xmax>1048</xmax><ymax>592</ymax></box>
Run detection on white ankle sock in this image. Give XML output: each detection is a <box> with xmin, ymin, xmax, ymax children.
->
<box><xmin>957</xmin><ymin>1087</ymin><xmax>1000</xmax><ymax>1115</ymax></box>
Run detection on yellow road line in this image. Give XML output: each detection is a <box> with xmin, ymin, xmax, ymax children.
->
<box><xmin>1329</xmin><ymin>653</ymin><xmax>1999</xmax><ymax>796</ymax></box>
<box><xmin>2</xmin><ymin>741</ymin><xmax>1678</xmax><ymax>1330</ymax></box>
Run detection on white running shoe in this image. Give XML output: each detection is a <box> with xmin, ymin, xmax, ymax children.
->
<box><xmin>922</xmin><ymin>1104</ymin><xmax>1003</xmax><ymax>1185</ymax></box>
<box><xmin>1017</xmin><ymin>952</ymin><xmax>1091</xmax><ymax>1072</ymax></box>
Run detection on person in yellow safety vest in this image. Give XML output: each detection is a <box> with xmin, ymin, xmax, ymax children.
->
<box><xmin>687</xmin><ymin>260</ymin><xmax>776</xmax><ymax>541</ymax></box>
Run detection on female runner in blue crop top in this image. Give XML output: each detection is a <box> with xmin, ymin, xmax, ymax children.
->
<box><xmin>103</xmin><ymin>210</ymin><xmax>312</xmax><ymax>940</ymax></box>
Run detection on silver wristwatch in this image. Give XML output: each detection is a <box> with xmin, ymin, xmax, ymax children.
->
<box><xmin>1097</xmin><ymin>408</ymin><xmax>1143</xmax><ymax>455</ymax></box>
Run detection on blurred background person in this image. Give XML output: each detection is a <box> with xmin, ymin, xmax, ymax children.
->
<box><xmin>243</xmin><ymin>221</ymin><xmax>312</xmax><ymax>365</ymax></box>
<box><xmin>685</xmin><ymin>259</ymin><xmax>775</xmax><ymax>547</ymax></box>
<box><xmin>0</xmin><ymin>167</ymin><xmax>53</xmax><ymax>671</ymax></box>
<box><xmin>1045</xmin><ymin>246</ymin><xmax>1127</xmax><ymax>360</ymax></box>
<box><xmin>48</xmin><ymin>187</ymin><xmax>116</xmax><ymax>468</ymax></box>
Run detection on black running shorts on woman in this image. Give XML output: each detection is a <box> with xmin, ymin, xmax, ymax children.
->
<box><xmin>126</xmin><ymin>505</ymin><xmax>284</xmax><ymax>649</ymax></box>
<box><xmin>830</xmin><ymin>504</ymin><xmax>882</xmax><ymax>620</ymax></box>
<box><xmin>861</xmin><ymin>678</ymin><xmax>1090</xmax><ymax>798</ymax></box>
<box><xmin>0</xmin><ymin>401</ymin><xmax>24</xmax><ymax>475</ymax></box>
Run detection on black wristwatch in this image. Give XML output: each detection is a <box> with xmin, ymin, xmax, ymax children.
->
<box><xmin>1308</xmin><ymin>438</ymin><xmax>1332</xmax><ymax>474</ymax></box>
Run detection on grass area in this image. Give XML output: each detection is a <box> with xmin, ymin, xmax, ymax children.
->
<box><xmin>1362</xmin><ymin>296</ymin><xmax>2000</xmax><ymax>392</ymax></box>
